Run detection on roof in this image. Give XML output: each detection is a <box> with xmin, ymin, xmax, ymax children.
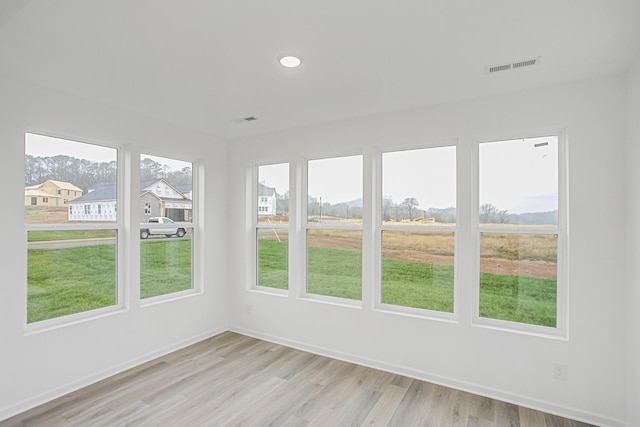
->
<box><xmin>71</xmin><ymin>183</ymin><xmax>116</xmax><ymax>202</ymax></box>
<box><xmin>70</xmin><ymin>180</ymin><xmax>190</xmax><ymax>203</ymax></box>
<box><xmin>45</xmin><ymin>180</ymin><xmax>83</xmax><ymax>192</ymax></box>
<box><xmin>258</xmin><ymin>183</ymin><xmax>276</xmax><ymax>197</ymax></box>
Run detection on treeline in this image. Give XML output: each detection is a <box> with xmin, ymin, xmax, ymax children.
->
<box><xmin>25</xmin><ymin>155</ymin><xmax>192</xmax><ymax>191</ymax></box>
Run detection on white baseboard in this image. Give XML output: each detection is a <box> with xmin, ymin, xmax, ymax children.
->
<box><xmin>230</xmin><ymin>326</ymin><xmax>626</xmax><ymax>427</ymax></box>
<box><xmin>0</xmin><ymin>327</ymin><xmax>227</xmax><ymax>423</ymax></box>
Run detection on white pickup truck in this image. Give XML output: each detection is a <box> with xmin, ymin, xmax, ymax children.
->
<box><xmin>140</xmin><ymin>217</ymin><xmax>187</xmax><ymax>239</ymax></box>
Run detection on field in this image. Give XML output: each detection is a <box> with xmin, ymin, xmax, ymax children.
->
<box><xmin>27</xmin><ymin>239</ymin><xmax>192</xmax><ymax>323</ymax></box>
<box><xmin>26</xmin><ymin>207</ymin><xmax>557</xmax><ymax>327</ymax></box>
<box><xmin>258</xmin><ymin>228</ymin><xmax>557</xmax><ymax>327</ymax></box>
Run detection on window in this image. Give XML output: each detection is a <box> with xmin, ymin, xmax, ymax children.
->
<box><xmin>306</xmin><ymin>155</ymin><xmax>363</xmax><ymax>301</ymax></box>
<box><xmin>140</xmin><ymin>154</ymin><xmax>194</xmax><ymax>299</ymax></box>
<box><xmin>477</xmin><ymin>135</ymin><xmax>564</xmax><ymax>330</ymax></box>
<box><xmin>380</xmin><ymin>146</ymin><xmax>456</xmax><ymax>314</ymax></box>
<box><xmin>25</xmin><ymin>133</ymin><xmax>119</xmax><ymax>324</ymax></box>
<box><xmin>256</xmin><ymin>163</ymin><xmax>289</xmax><ymax>290</ymax></box>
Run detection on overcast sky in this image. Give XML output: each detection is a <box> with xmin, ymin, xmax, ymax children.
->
<box><xmin>25</xmin><ymin>133</ymin><xmax>192</xmax><ymax>172</ymax></box>
<box><xmin>260</xmin><ymin>136</ymin><xmax>558</xmax><ymax>214</ymax></box>
<box><xmin>28</xmin><ymin>133</ymin><xmax>558</xmax><ymax>214</ymax></box>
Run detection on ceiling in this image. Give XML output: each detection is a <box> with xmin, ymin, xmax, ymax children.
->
<box><xmin>1</xmin><ymin>1</ymin><xmax>639</xmax><ymax>140</ymax></box>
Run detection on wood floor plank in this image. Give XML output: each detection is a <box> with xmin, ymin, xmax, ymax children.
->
<box><xmin>0</xmin><ymin>333</ymin><xmax>595</xmax><ymax>427</ymax></box>
<box><xmin>360</xmin><ymin>383</ymin><xmax>408</xmax><ymax>426</ymax></box>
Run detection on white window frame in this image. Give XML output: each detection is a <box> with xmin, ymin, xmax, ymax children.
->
<box><xmin>301</xmin><ymin>153</ymin><xmax>364</xmax><ymax>307</ymax></box>
<box><xmin>472</xmin><ymin>130</ymin><xmax>568</xmax><ymax>338</ymax></box>
<box><xmin>24</xmin><ymin>132</ymin><xmax>125</xmax><ymax>332</ymax></box>
<box><xmin>252</xmin><ymin>161</ymin><xmax>290</xmax><ymax>296</ymax></box>
<box><xmin>139</xmin><ymin>153</ymin><xmax>201</xmax><ymax>305</ymax></box>
<box><xmin>374</xmin><ymin>143</ymin><xmax>459</xmax><ymax>322</ymax></box>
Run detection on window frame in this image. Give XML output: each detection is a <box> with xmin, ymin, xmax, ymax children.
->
<box><xmin>301</xmin><ymin>153</ymin><xmax>364</xmax><ymax>306</ymax></box>
<box><xmin>472</xmin><ymin>130</ymin><xmax>568</xmax><ymax>338</ymax></box>
<box><xmin>24</xmin><ymin>132</ymin><xmax>126</xmax><ymax>331</ymax></box>
<box><xmin>252</xmin><ymin>161</ymin><xmax>290</xmax><ymax>295</ymax></box>
<box><xmin>374</xmin><ymin>143</ymin><xmax>459</xmax><ymax>321</ymax></box>
<box><xmin>138</xmin><ymin>153</ymin><xmax>200</xmax><ymax>305</ymax></box>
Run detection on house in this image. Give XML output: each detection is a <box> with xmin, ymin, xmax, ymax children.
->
<box><xmin>68</xmin><ymin>179</ymin><xmax>192</xmax><ymax>221</ymax></box>
<box><xmin>258</xmin><ymin>182</ymin><xmax>277</xmax><ymax>215</ymax></box>
<box><xmin>24</xmin><ymin>179</ymin><xmax>82</xmax><ymax>206</ymax></box>
<box><xmin>2</xmin><ymin>2</ymin><xmax>640</xmax><ymax>426</ymax></box>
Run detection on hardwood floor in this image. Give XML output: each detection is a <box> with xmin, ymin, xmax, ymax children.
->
<box><xmin>1</xmin><ymin>332</ymin><xmax>594</xmax><ymax>427</ymax></box>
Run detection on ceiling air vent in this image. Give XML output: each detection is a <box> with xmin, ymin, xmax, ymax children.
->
<box><xmin>486</xmin><ymin>56</ymin><xmax>541</xmax><ymax>74</ymax></box>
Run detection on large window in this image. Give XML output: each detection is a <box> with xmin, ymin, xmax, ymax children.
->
<box><xmin>306</xmin><ymin>155</ymin><xmax>363</xmax><ymax>301</ymax></box>
<box><xmin>256</xmin><ymin>163</ymin><xmax>289</xmax><ymax>290</ymax></box>
<box><xmin>477</xmin><ymin>135</ymin><xmax>563</xmax><ymax>329</ymax></box>
<box><xmin>25</xmin><ymin>133</ymin><xmax>119</xmax><ymax>324</ymax></box>
<box><xmin>380</xmin><ymin>146</ymin><xmax>456</xmax><ymax>314</ymax></box>
<box><xmin>139</xmin><ymin>154</ymin><xmax>194</xmax><ymax>299</ymax></box>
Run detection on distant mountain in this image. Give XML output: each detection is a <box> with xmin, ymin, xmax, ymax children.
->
<box><xmin>507</xmin><ymin>210</ymin><xmax>558</xmax><ymax>225</ymax></box>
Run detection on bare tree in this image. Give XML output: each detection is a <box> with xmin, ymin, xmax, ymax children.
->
<box><xmin>401</xmin><ymin>197</ymin><xmax>419</xmax><ymax>220</ymax></box>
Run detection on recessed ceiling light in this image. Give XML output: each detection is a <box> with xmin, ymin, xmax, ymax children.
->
<box><xmin>278</xmin><ymin>54</ymin><xmax>302</xmax><ymax>68</ymax></box>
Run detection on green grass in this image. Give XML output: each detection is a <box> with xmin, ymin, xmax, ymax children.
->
<box><xmin>28</xmin><ymin>239</ymin><xmax>192</xmax><ymax>323</ymax></box>
<box><xmin>258</xmin><ymin>240</ymin><xmax>556</xmax><ymax>326</ymax></box>
<box><xmin>29</xmin><ymin>239</ymin><xmax>556</xmax><ymax>327</ymax></box>
<box><xmin>479</xmin><ymin>272</ymin><xmax>557</xmax><ymax>327</ymax></box>
<box><xmin>257</xmin><ymin>239</ymin><xmax>288</xmax><ymax>289</ymax></box>
<box><xmin>28</xmin><ymin>244</ymin><xmax>117</xmax><ymax>323</ymax></box>
<box><xmin>307</xmin><ymin>244</ymin><xmax>362</xmax><ymax>300</ymax></box>
<box><xmin>140</xmin><ymin>239</ymin><xmax>192</xmax><ymax>299</ymax></box>
<box><xmin>381</xmin><ymin>257</ymin><xmax>454</xmax><ymax>312</ymax></box>
<box><xmin>28</xmin><ymin>230</ymin><xmax>114</xmax><ymax>242</ymax></box>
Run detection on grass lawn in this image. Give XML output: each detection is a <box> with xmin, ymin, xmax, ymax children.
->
<box><xmin>28</xmin><ymin>230</ymin><xmax>116</xmax><ymax>242</ymax></box>
<box><xmin>29</xmin><ymin>238</ymin><xmax>556</xmax><ymax>327</ymax></box>
<box><xmin>28</xmin><ymin>244</ymin><xmax>117</xmax><ymax>323</ymax></box>
<box><xmin>259</xmin><ymin>239</ymin><xmax>556</xmax><ymax>326</ymax></box>
<box><xmin>140</xmin><ymin>239</ymin><xmax>192</xmax><ymax>299</ymax></box>
<box><xmin>28</xmin><ymin>239</ymin><xmax>192</xmax><ymax>323</ymax></box>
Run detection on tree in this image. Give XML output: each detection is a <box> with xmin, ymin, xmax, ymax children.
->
<box><xmin>479</xmin><ymin>203</ymin><xmax>509</xmax><ymax>224</ymax></box>
<box><xmin>401</xmin><ymin>197</ymin><xmax>419</xmax><ymax>220</ymax></box>
<box><xmin>382</xmin><ymin>196</ymin><xmax>395</xmax><ymax>221</ymax></box>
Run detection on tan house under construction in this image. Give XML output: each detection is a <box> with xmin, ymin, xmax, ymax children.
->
<box><xmin>24</xmin><ymin>180</ymin><xmax>83</xmax><ymax>207</ymax></box>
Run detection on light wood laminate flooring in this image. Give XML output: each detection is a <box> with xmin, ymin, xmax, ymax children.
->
<box><xmin>0</xmin><ymin>332</ymin><xmax>594</xmax><ymax>427</ymax></box>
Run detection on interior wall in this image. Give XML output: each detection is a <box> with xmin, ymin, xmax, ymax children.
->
<box><xmin>626</xmin><ymin>54</ymin><xmax>640</xmax><ymax>427</ymax></box>
<box><xmin>0</xmin><ymin>76</ymin><xmax>229</xmax><ymax>420</ymax></box>
<box><xmin>228</xmin><ymin>75</ymin><xmax>629</xmax><ymax>426</ymax></box>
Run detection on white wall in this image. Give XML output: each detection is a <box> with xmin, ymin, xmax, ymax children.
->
<box><xmin>0</xmin><ymin>76</ymin><xmax>229</xmax><ymax>419</ymax></box>
<box><xmin>228</xmin><ymin>75</ymin><xmax>629</xmax><ymax>426</ymax></box>
<box><xmin>626</xmin><ymin>54</ymin><xmax>640</xmax><ymax>427</ymax></box>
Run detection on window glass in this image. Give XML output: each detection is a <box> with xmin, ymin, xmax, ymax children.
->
<box><xmin>258</xmin><ymin>163</ymin><xmax>289</xmax><ymax>224</ymax></box>
<box><xmin>256</xmin><ymin>163</ymin><xmax>289</xmax><ymax>289</ymax></box>
<box><xmin>479</xmin><ymin>233</ymin><xmax>557</xmax><ymax>327</ymax></box>
<box><xmin>307</xmin><ymin>229</ymin><xmax>362</xmax><ymax>300</ymax></box>
<box><xmin>382</xmin><ymin>147</ymin><xmax>456</xmax><ymax>225</ymax></box>
<box><xmin>307</xmin><ymin>156</ymin><xmax>363</xmax><ymax>225</ymax></box>
<box><xmin>25</xmin><ymin>133</ymin><xmax>118</xmax><ymax>323</ymax></box>
<box><xmin>140</xmin><ymin>154</ymin><xmax>193</xmax><ymax>299</ymax></box>
<box><xmin>478</xmin><ymin>136</ymin><xmax>560</xmax><ymax>328</ymax></box>
<box><xmin>479</xmin><ymin>136</ymin><xmax>558</xmax><ymax>226</ymax></box>
<box><xmin>257</xmin><ymin>228</ymin><xmax>288</xmax><ymax>289</ymax></box>
<box><xmin>306</xmin><ymin>155</ymin><xmax>363</xmax><ymax>300</ymax></box>
<box><xmin>380</xmin><ymin>146</ymin><xmax>456</xmax><ymax>314</ymax></box>
<box><xmin>381</xmin><ymin>231</ymin><xmax>454</xmax><ymax>312</ymax></box>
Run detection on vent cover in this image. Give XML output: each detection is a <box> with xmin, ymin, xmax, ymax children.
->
<box><xmin>486</xmin><ymin>57</ymin><xmax>541</xmax><ymax>74</ymax></box>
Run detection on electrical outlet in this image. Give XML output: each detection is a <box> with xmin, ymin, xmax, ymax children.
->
<box><xmin>553</xmin><ymin>364</ymin><xmax>567</xmax><ymax>380</ymax></box>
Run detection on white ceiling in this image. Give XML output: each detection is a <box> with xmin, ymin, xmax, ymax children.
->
<box><xmin>1</xmin><ymin>0</ymin><xmax>639</xmax><ymax>140</ymax></box>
